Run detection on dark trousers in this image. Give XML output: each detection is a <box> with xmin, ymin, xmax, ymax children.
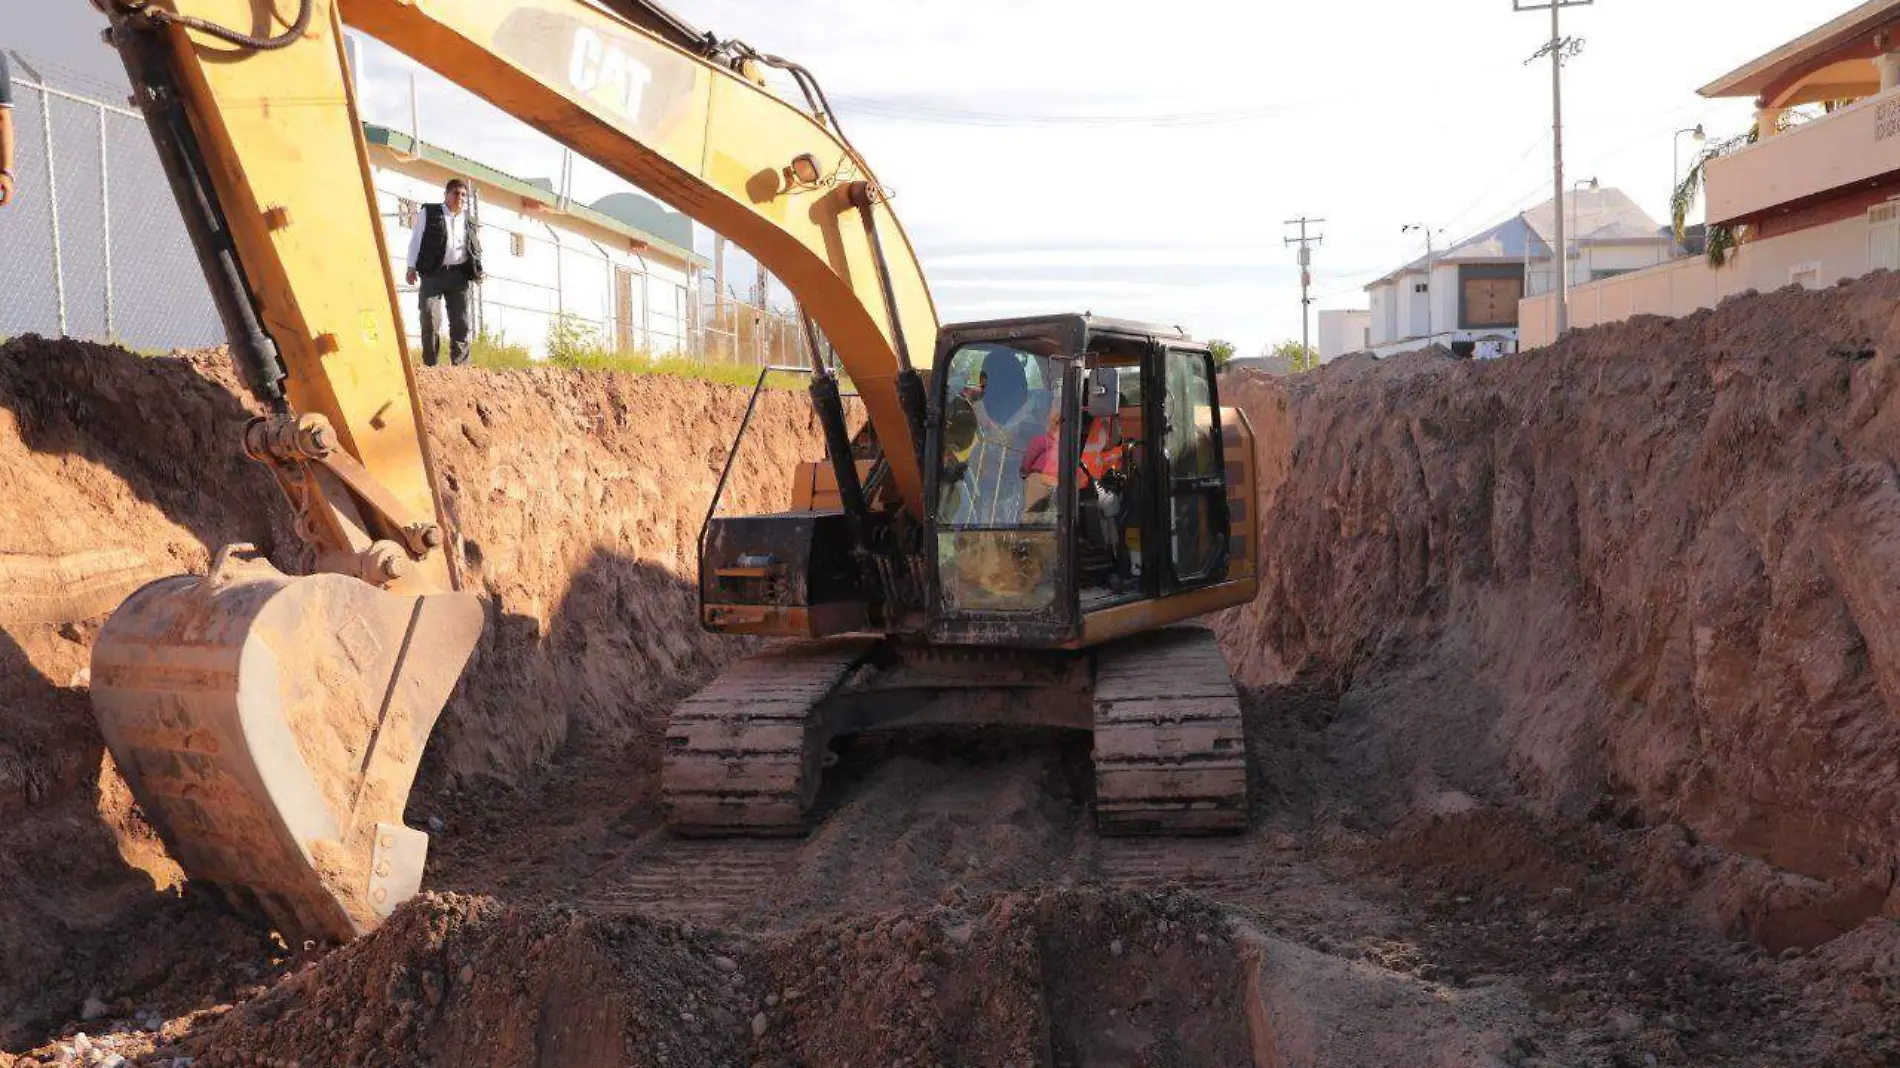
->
<box><xmin>418</xmin><ymin>266</ymin><xmax>473</xmax><ymax>366</ymax></box>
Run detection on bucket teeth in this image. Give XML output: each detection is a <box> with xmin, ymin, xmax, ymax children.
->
<box><xmin>90</xmin><ymin>550</ymin><xmax>483</xmax><ymax>942</ymax></box>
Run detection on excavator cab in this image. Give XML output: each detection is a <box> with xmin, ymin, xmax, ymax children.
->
<box><xmin>926</xmin><ymin>315</ymin><xmax>1241</xmax><ymax>648</ymax></box>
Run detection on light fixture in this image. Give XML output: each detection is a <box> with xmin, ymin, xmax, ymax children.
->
<box><xmin>785</xmin><ymin>153</ymin><xmax>822</xmax><ymax>187</ymax></box>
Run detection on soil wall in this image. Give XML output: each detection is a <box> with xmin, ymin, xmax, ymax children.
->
<box><xmin>1215</xmin><ymin>276</ymin><xmax>1900</xmax><ymax>947</ymax></box>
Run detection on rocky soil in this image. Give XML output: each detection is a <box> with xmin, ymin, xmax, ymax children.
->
<box><xmin>2</xmin><ymin>274</ymin><xmax>1899</xmax><ymax>1067</ymax></box>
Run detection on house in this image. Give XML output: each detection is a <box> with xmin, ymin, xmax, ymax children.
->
<box><xmin>1317</xmin><ymin>309</ymin><xmax>1372</xmax><ymax>362</ymax></box>
<box><xmin>1700</xmin><ymin>0</ymin><xmax>1900</xmax><ymax>286</ymax></box>
<box><xmin>1520</xmin><ymin>1</ymin><xmax>1900</xmax><ymax>346</ymax></box>
<box><xmin>1365</xmin><ymin>187</ymin><xmax>1673</xmax><ymax>358</ymax></box>
<box><xmin>361</xmin><ymin>124</ymin><xmax>709</xmax><ymax>360</ymax></box>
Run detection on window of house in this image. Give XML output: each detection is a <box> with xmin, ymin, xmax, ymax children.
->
<box><xmin>1869</xmin><ymin>202</ymin><xmax>1900</xmax><ymax>272</ymax></box>
<box><xmin>396</xmin><ymin>197</ymin><xmax>419</xmax><ymax>228</ymax></box>
<box><xmin>1413</xmin><ymin>282</ymin><xmax>1429</xmax><ymax>294</ymax></box>
<box><xmin>511</xmin><ymin>232</ymin><xmax>527</xmax><ymax>257</ymax></box>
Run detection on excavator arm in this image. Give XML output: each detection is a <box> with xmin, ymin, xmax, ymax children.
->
<box><xmin>89</xmin><ymin>0</ymin><xmax>941</xmax><ymax>942</ymax></box>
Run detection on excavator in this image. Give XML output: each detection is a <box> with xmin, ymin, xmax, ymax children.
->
<box><xmin>85</xmin><ymin>0</ymin><xmax>1264</xmax><ymax>944</ymax></box>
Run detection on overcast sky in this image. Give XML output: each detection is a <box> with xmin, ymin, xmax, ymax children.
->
<box><xmin>10</xmin><ymin>1</ymin><xmax>1838</xmax><ymax>353</ymax></box>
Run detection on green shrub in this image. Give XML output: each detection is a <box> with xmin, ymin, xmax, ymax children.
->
<box><xmin>468</xmin><ymin>326</ymin><xmax>533</xmax><ymax>370</ymax></box>
<box><xmin>546</xmin><ymin>313</ymin><xmax>618</xmax><ymax>368</ymax></box>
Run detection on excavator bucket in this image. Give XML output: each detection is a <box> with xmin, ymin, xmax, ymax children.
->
<box><xmin>89</xmin><ymin>546</ymin><xmax>483</xmax><ymax>943</ymax></box>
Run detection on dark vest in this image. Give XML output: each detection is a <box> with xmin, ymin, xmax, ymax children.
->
<box><xmin>415</xmin><ymin>203</ymin><xmax>483</xmax><ymax>278</ymax></box>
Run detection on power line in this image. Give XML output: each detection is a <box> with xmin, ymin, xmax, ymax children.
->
<box><xmin>1438</xmin><ymin>131</ymin><xmax>1550</xmax><ymax>236</ymax></box>
<box><xmin>829</xmin><ymin>95</ymin><xmax>1307</xmax><ymax>128</ymax></box>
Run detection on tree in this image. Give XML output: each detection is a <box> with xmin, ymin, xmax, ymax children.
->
<box><xmin>1269</xmin><ymin>339</ymin><xmax>1320</xmax><ymax>374</ymax></box>
<box><xmin>1208</xmin><ymin>339</ymin><xmax>1236</xmax><ymax>367</ymax></box>
<box><xmin>1671</xmin><ymin>130</ymin><xmax>1752</xmax><ymax>267</ymax></box>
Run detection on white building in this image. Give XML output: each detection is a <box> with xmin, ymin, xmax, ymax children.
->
<box><xmin>361</xmin><ymin>123</ymin><xmax>708</xmax><ymax>360</ymax></box>
<box><xmin>1317</xmin><ymin>309</ymin><xmax>1372</xmax><ymax>362</ymax></box>
<box><xmin>1365</xmin><ymin>187</ymin><xmax>1676</xmax><ymax>358</ymax></box>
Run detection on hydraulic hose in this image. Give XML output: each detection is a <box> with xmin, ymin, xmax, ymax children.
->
<box><xmin>110</xmin><ymin>0</ymin><xmax>314</xmax><ymax>51</ymax></box>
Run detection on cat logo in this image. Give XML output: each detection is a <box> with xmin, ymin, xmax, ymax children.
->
<box><xmin>495</xmin><ymin>10</ymin><xmax>694</xmax><ymax>138</ymax></box>
<box><xmin>568</xmin><ymin>27</ymin><xmax>656</xmax><ymax>120</ymax></box>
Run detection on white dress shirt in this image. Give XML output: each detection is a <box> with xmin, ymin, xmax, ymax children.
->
<box><xmin>406</xmin><ymin>205</ymin><xmax>469</xmax><ymax>271</ymax></box>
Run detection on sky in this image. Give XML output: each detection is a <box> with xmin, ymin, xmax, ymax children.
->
<box><xmin>8</xmin><ymin>0</ymin><xmax>1843</xmax><ymax>354</ymax></box>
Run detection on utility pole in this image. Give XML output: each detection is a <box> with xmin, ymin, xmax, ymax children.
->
<box><xmin>1515</xmin><ymin>0</ymin><xmax>1591</xmax><ymax>338</ymax></box>
<box><xmin>1284</xmin><ymin>217</ymin><xmax>1325</xmax><ymax>368</ymax></box>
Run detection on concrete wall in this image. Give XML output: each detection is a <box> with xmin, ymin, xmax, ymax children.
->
<box><xmin>1519</xmin><ymin>212</ymin><xmax>1875</xmax><ymax>348</ymax></box>
<box><xmin>370</xmin><ymin>162</ymin><xmax>697</xmax><ymax>360</ymax></box>
<box><xmin>1318</xmin><ymin>309</ymin><xmax>1372</xmax><ymax>362</ymax></box>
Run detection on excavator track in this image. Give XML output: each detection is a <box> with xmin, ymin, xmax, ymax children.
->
<box><xmin>1091</xmin><ymin>625</ymin><xmax>1250</xmax><ymax>835</ymax></box>
<box><xmin>662</xmin><ymin>639</ymin><xmax>878</xmax><ymax>836</ymax></box>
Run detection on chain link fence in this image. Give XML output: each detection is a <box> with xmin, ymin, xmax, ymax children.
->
<box><xmin>700</xmin><ymin>290</ymin><xmax>810</xmax><ymax>369</ymax></box>
<box><xmin>0</xmin><ymin>58</ymin><xmax>222</xmax><ymax>350</ymax></box>
<box><xmin>0</xmin><ymin>53</ymin><xmax>817</xmax><ymax>370</ymax></box>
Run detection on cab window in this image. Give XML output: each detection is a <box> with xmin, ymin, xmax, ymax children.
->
<box><xmin>1163</xmin><ymin>347</ymin><xmax>1223</xmax><ymax>581</ymax></box>
<box><xmin>935</xmin><ymin>342</ymin><xmax>1065</xmax><ymax>614</ymax></box>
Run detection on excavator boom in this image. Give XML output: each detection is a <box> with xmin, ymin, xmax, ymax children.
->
<box><xmin>92</xmin><ymin>0</ymin><xmax>940</xmax><ymax>942</ymax></box>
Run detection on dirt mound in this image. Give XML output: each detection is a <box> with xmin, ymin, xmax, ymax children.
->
<box><xmin>1217</xmin><ymin>275</ymin><xmax>1900</xmax><ymax>949</ymax></box>
<box><xmin>0</xmin><ymin>336</ymin><xmax>824</xmax><ymax>1046</ymax></box>
<box><xmin>163</xmin><ymin>888</ymin><xmax>1253</xmax><ymax>1068</ymax></box>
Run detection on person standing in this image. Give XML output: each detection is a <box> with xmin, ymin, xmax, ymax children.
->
<box><xmin>403</xmin><ymin>177</ymin><xmax>482</xmax><ymax>365</ymax></box>
<box><xmin>1</xmin><ymin>52</ymin><xmax>17</xmax><ymax>207</ymax></box>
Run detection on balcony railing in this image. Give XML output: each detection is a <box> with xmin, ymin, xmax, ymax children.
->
<box><xmin>1705</xmin><ymin>88</ymin><xmax>1900</xmax><ymax>225</ymax></box>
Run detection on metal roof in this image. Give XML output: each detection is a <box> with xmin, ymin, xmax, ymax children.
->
<box><xmin>361</xmin><ymin>123</ymin><xmax>708</xmax><ymax>268</ymax></box>
<box><xmin>1365</xmin><ymin>187</ymin><xmax>1666</xmax><ymax>290</ymax></box>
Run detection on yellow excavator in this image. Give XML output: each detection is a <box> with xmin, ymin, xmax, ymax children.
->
<box><xmin>87</xmin><ymin>0</ymin><xmax>1264</xmax><ymax>944</ymax></box>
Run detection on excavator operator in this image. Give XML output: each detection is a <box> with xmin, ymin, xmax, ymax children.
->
<box><xmin>939</xmin><ymin>348</ymin><xmax>1043</xmax><ymax>527</ymax></box>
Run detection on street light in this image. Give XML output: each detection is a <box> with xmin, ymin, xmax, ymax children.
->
<box><xmin>1673</xmin><ymin>124</ymin><xmax>1707</xmax><ymax>196</ymax></box>
<box><xmin>1673</xmin><ymin>124</ymin><xmax>1707</xmax><ymax>251</ymax></box>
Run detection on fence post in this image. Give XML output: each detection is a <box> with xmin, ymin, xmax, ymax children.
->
<box><xmin>98</xmin><ymin>103</ymin><xmax>115</xmax><ymax>342</ymax></box>
<box><xmin>35</xmin><ymin>78</ymin><xmax>68</xmax><ymax>336</ymax></box>
<box><xmin>639</xmin><ymin>268</ymin><xmax>650</xmax><ymax>352</ymax></box>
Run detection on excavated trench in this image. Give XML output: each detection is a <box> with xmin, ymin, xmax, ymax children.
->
<box><xmin>2</xmin><ymin>274</ymin><xmax>1900</xmax><ymax>1067</ymax></box>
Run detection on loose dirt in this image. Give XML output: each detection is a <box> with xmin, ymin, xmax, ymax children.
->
<box><xmin>2</xmin><ymin>273</ymin><xmax>1899</xmax><ymax>1067</ymax></box>
<box><xmin>147</xmin><ymin>888</ymin><xmax>1250</xmax><ymax>1068</ymax></box>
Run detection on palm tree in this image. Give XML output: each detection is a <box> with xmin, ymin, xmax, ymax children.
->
<box><xmin>1672</xmin><ymin>107</ymin><xmax>1837</xmax><ymax>267</ymax></box>
<box><xmin>1671</xmin><ymin>129</ymin><xmax>1753</xmax><ymax>267</ymax></box>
